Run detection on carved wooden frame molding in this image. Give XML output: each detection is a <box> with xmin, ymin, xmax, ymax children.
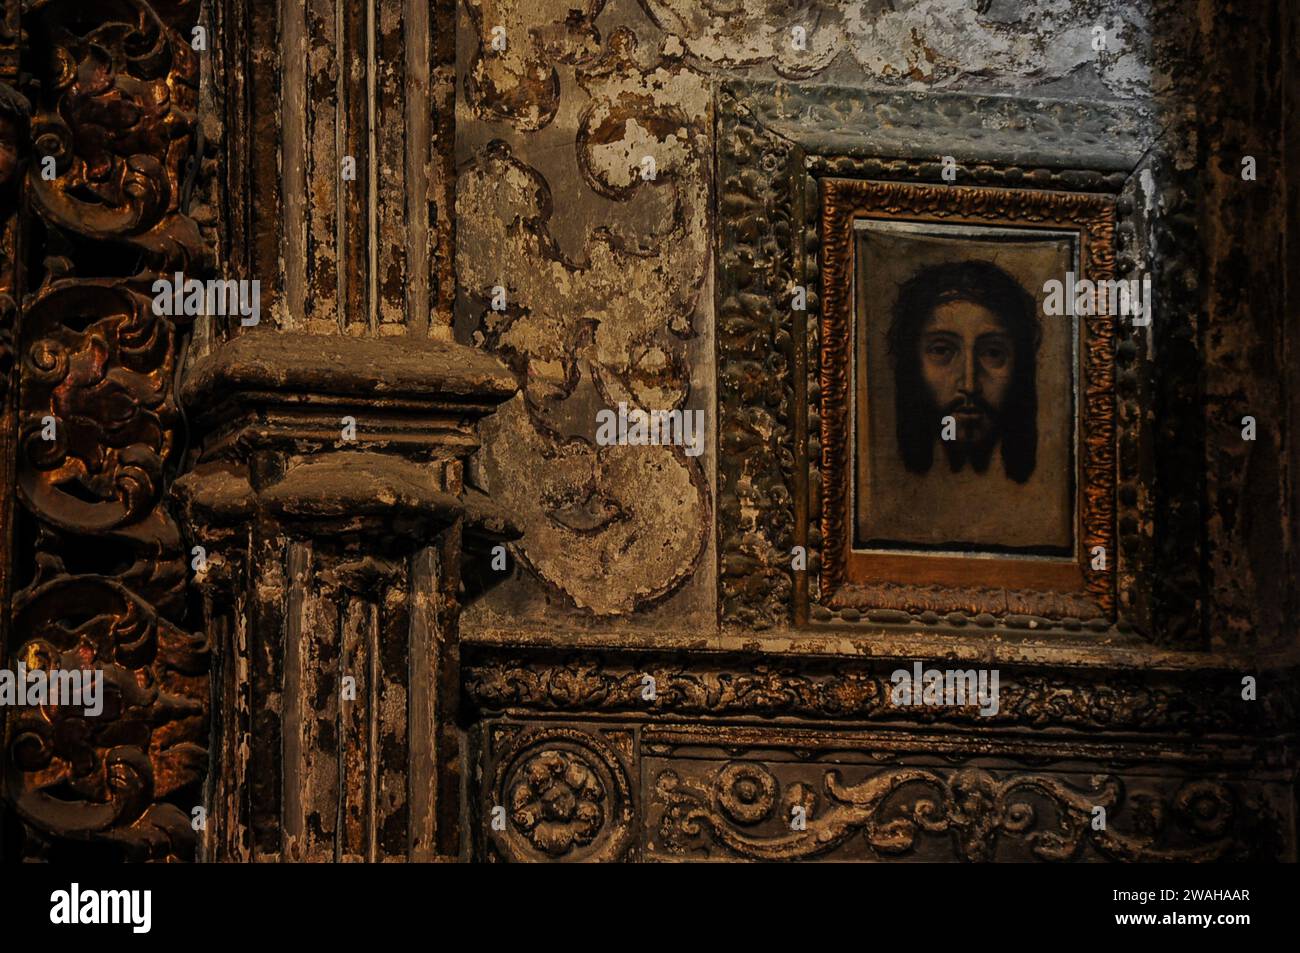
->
<box><xmin>818</xmin><ymin>179</ymin><xmax>1117</xmax><ymax>622</ymax></box>
<box><xmin>716</xmin><ymin>79</ymin><xmax>1158</xmax><ymax>640</ymax></box>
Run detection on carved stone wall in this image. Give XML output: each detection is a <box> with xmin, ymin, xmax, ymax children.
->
<box><xmin>454</xmin><ymin>0</ymin><xmax>1300</xmax><ymax>862</ymax></box>
<box><xmin>1</xmin><ymin>0</ymin><xmax>1296</xmax><ymax>864</ymax></box>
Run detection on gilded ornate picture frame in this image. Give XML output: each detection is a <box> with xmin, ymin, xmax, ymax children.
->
<box><xmin>819</xmin><ymin>179</ymin><xmax>1117</xmax><ymax>621</ymax></box>
<box><xmin>713</xmin><ymin>81</ymin><xmax>1157</xmax><ymax>637</ymax></box>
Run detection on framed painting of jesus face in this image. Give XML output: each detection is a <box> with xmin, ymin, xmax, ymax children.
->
<box><xmin>854</xmin><ymin>221</ymin><xmax>1076</xmax><ymax>555</ymax></box>
<box><xmin>820</xmin><ymin>179</ymin><xmax>1118</xmax><ymax>620</ymax></box>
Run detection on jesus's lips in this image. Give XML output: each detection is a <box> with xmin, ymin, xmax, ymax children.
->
<box><xmin>945</xmin><ymin>399</ymin><xmax>993</xmax><ymax>423</ymax></box>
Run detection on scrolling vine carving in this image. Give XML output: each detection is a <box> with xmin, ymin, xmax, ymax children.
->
<box><xmin>653</xmin><ymin>762</ymin><xmax>1279</xmax><ymax>862</ymax></box>
<box><xmin>3</xmin><ymin>0</ymin><xmax>210</xmax><ymax>861</ymax></box>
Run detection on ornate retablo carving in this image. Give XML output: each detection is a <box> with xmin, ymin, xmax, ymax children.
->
<box><xmin>4</xmin><ymin>0</ymin><xmax>210</xmax><ymax>861</ymax></box>
<box><xmin>483</xmin><ymin>724</ymin><xmax>635</xmax><ymax>862</ymax></box>
<box><xmin>650</xmin><ymin>761</ymin><xmax>1282</xmax><ymax>862</ymax></box>
<box><xmin>464</xmin><ymin>653</ymin><xmax>1295</xmax><ymax>735</ymax></box>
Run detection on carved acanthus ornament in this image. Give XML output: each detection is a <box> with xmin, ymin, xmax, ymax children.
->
<box><xmin>3</xmin><ymin>0</ymin><xmax>210</xmax><ymax>861</ymax></box>
<box><xmin>653</xmin><ymin>763</ymin><xmax>1275</xmax><ymax>863</ymax></box>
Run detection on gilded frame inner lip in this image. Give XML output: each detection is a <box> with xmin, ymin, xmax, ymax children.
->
<box><xmin>818</xmin><ymin>177</ymin><xmax>1117</xmax><ymax>621</ymax></box>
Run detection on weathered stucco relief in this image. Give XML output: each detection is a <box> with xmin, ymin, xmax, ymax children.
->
<box><xmin>640</xmin><ymin>0</ymin><xmax>1151</xmax><ymax>93</ymax></box>
<box><xmin>455</xmin><ymin>0</ymin><xmax>1164</xmax><ymax>631</ymax></box>
<box><xmin>457</xmin><ymin>8</ymin><xmax>713</xmax><ymax>621</ymax></box>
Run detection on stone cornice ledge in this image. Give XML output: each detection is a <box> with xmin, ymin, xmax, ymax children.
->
<box><xmin>182</xmin><ymin>329</ymin><xmax>518</xmax><ymax>411</ymax></box>
<box><xmin>722</xmin><ymin>79</ymin><xmax>1155</xmax><ymax>172</ymax></box>
<box><xmin>460</xmin><ymin>623</ymin><xmax>1300</xmax><ymax>674</ymax></box>
<box><xmin>461</xmin><ymin>627</ymin><xmax>1300</xmax><ymax>740</ymax></box>
<box><xmin>175</xmin><ymin>330</ymin><xmax>522</xmax><ymax>541</ymax></box>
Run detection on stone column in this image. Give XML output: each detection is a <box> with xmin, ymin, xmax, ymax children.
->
<box><xmin>173</xmin><ymin>0</ymin><xmax>515</xmax><ymax>860</ymax></box>
<box><xmin>176</xmin><ymin>332</ymin><xmax>516</xmax><ymax>861</ymax></box>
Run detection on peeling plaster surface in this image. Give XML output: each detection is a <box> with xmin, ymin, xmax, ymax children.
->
<box><xmin>455</xmin><ymin>0</ymin><xmax>1164</xmax><ymax>632</ymax></box>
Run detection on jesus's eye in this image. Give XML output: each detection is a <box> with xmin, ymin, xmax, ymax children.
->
<box><xmin>924</xmin><ymin>340</ymin><xmax>957</xmax><ymax>364</ymax></box>
<box><xmin>976</xmin><ymin>341</ymin><xmax>1010</xmax><ymax>370</ymax></box>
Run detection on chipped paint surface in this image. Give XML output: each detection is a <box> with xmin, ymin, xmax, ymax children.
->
<box><xmin>454</xmin><ymin>0</ymin><xmax>1288</xmax><ymax>646</ymax></box>
<box><xmin>458</xmin><ymin>8</ymin><xmax>713</xmax><ymax>621</ymax></box>
<box><xmin>456</xmin><ymin>0</ymin><xmax>1162</xmax><ymax>629</ymax></box>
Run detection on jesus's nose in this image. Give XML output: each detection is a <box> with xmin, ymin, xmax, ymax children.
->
<box><xmin>958</xmin><ymin>348</ymin><xmax>979</xmax><ymax>397</ymax></box>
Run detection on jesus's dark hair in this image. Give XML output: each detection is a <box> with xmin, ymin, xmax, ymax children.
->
<box><xmin>885</xmin><ymin>260</ymin><xmax>1041</xmax><ymax>483</ymax></box>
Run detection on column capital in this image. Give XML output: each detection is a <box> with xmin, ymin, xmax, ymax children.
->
<box><xmin>175</xmin><ymin>330</ymin><xmax>519</xmax><ymax>862</ymax></box>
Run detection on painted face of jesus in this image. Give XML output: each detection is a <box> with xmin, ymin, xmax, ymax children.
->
<box><xmin>889</xmin><ymin>259</ymin><xmax>1040</xmax><ymax>483</ymax></box>
<box><xmin>919</xmin><ymin>299</ymin><xmax>1015</xmax><ymax>459</ymax></box>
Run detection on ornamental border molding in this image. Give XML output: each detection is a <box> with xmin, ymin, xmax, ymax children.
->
<box><xmin>715</xmin><ymin>79</ymin><xmax>1159</xmax><ymax>639</ymax></box>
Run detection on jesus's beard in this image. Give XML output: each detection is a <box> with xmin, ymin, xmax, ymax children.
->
<box><xmin>935</xmin><ymin>396</ymin><xmax>1001</xmax><ymax>474</ymax></box>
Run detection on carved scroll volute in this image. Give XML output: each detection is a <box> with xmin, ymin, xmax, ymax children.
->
<box><xmin>3</xmin><ymin>0</ymin><xmax>210</xmax><ymax>861</ymax></box>
<box><xmin>26</xmin><ymin>0</ymin><xmax>204</xmax><ymax>265</ymax></box>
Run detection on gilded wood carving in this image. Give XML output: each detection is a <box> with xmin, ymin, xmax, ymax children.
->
<box><xmin>3</xmin><ymin>0</ymin><xmax>210</xmax><ymax>861</ymax></box>
<box><xmin>818</xmin><ymin>179</ymin><xmax>1118</xmax><ymax>622</ymax></box>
